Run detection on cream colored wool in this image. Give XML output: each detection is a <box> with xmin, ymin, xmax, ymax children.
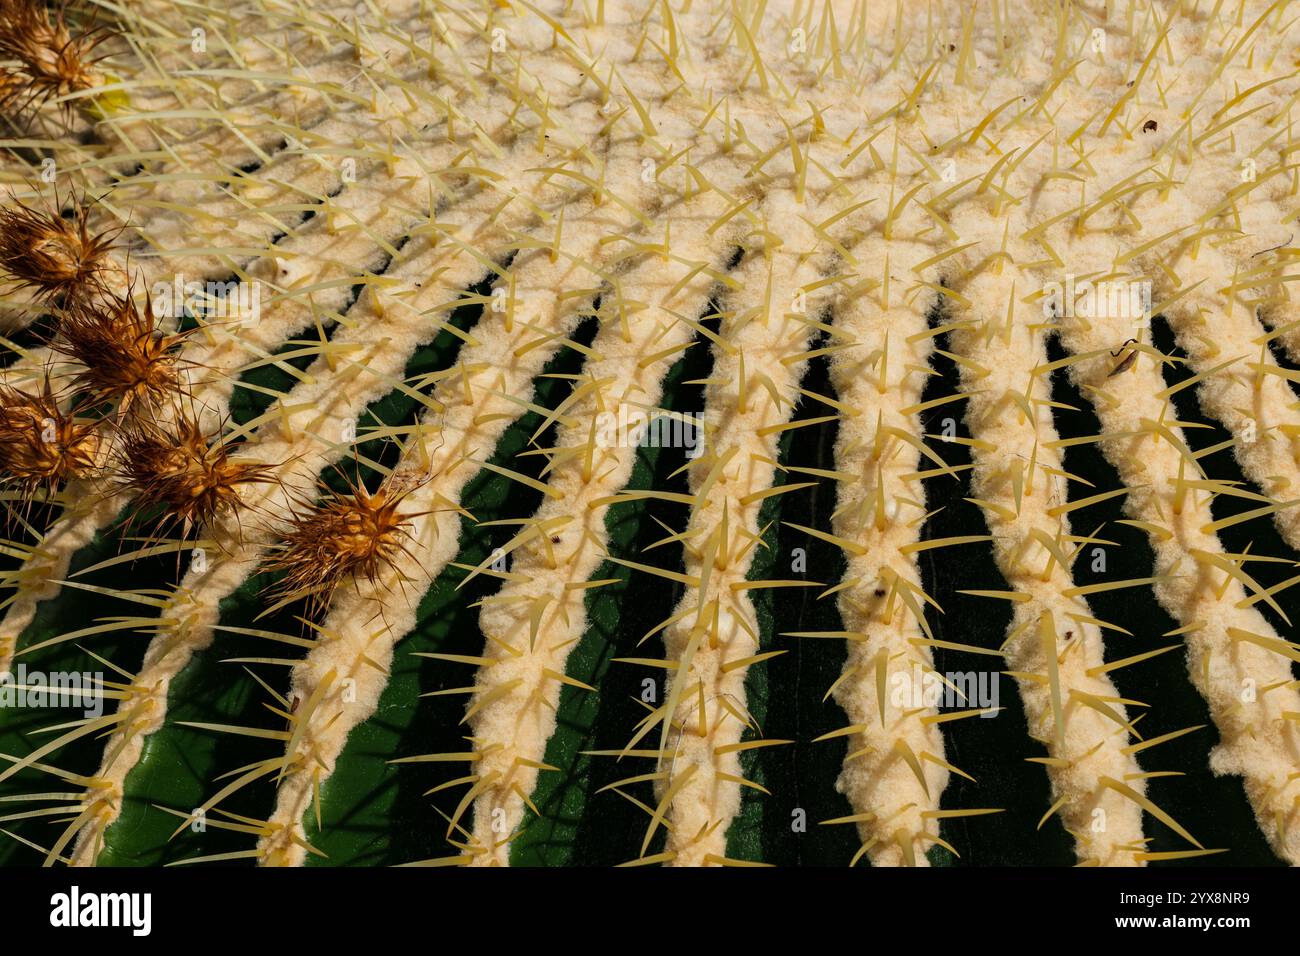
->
<box><xmin>858</xmin><ymin>64</ymin><xmax>1151</xmax><ymax>865</ymax></box>
<box><xmin>600</xmin><ymin>0</ymin><xmax>945</xmax><ymax>869</ymax></box>
<box><xmin>102</xmin><ymin>0</ymin><xmax>439</xmax><ymax>183</ymax></box>
<box><xmin>1059</xmin><ymin>302</ymin><xmax>1300</xmax><ymax>866</ymax></box>
<box><xmin>1161</xmin><ymin>259</ymin><xmax>1300</xmax><ymax>695</ymax></box>
<box><xmin>138</xmin><ymin>25</ymin><xmax>503</xmax><ymax>272</ymax></box>
<box><xmin>448</xmin><ymin>4</ymin><xmax>932</xmax><ymax>865</ymax></box>
<box><xmin>965</xmin><ymin>3</ymin><xmax>1300</xmax><ymax>861</ymax></box>
<box><xmin>455</xmin><ymin>192</ymin><xmax>732</xmax><ymax>866</ymax></box>
<box><xmin>824</xmin><ymin>239</ymin><xmax>952</xmax><ymax>868</ymax></box>
<box><xmin>1160</xmin><ymin>251</ymin><xmax>1300</xmax><ymax>549</ymax></box>
<box><xmin>1046</xmin><ymin>229</ymin><xmax>1300</xmax><ymax>865</ymax></box>
<box><xmin>257</xmin><ymin>139</ymin><xmax>670</xmax><ymax>865</ymax></box>
<box><xmin>651</xmin><ymin>190</ymin><xmax>826</xmax><ymax>866</ymax></box>
<box><xmin>935</xmin><ymin>135</ymin><xmax>1300</xmax><ymax>868</ymax></box>
<box><xmin>8</xmin><ymin>0</ymin><xmax>1300</xmax><ymax>870</ymax></box>
<box><xmin>925</xmin><ymin>0</ymin><xmax>1300</xmax><ymax>865</ymax></box>
<box><xmin>111</xmin><ymin>19</ymin><xmax>494</xmax><ymax>279</ymax></box>
<box><xmin>945</xmin><ymin>251</ymin><xmax>1146</xmax><ymax>866</ymax></box>
<box><xmin>65</xmin><ymin>140</ymin><xmax>584</xmax><ymax>863</ymax></box>
<box><xmin>918</xmin><ymin>67</ymin><xmax>1300</xmax><ymax>859</ymax></box>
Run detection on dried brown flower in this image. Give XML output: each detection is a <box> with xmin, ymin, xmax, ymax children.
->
<box><xmin>0</xmin><ymin>195</ymin><xmax>118</xmax><ymax>303</ymax></box>
<box><xmin>263</xmin><ymin>476</ymin><xmax>423</xmax><ymax>616</ymax></box>
<box><xmin>0</xmin><ymin>376</ymin><xmax>100</xmax><ymax>505</ymax></box>
<box><xmin>52</xmin><ymin>287</ymin><xmax>191</xmax><ymax>415</ymax></box>
<box><xmin>0</xmin><ymin>0</ymin><xmax>114</xmax><ymax>120</ymax></box>
<box><xmin>117</xmin><ymin>413</ymin><xmax>278</xmax><ymax>542</ymax></box>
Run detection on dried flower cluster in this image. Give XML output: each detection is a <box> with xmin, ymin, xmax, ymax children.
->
<box><xmin>0</xmin><ymin>0</ymin><xmax>111</xmax><ymax>121</ymax></box>
<box><xmin>52</xmin><ymin>289</ymin><xmax>191</xmax><ymax>416</ymax></box>
<box><xmin>0</xmin><ymin>378</ymin><xmax>98</xmax><ymax>503</ymax></box>
<box><xmin>265</xmin><ymin>478</ymin><xmax>422</xmax><ymax>616</ymax></box>
<box><xmin>0</xmin><ymin>197</ymin><xmax>116</xmax><ymax>303</ymax></box>
<box><xmin>116</xmin><ymin>415</ymin><xmax>277</xmax><ymax>542</ymax></box>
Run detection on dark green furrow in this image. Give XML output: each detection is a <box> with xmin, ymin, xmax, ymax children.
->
<box><xmin>83</xmin><ymin>279</ymin><xmax>494</xmax><ymax>865</ymax></box>
<box><xmin>507</xmin><ymin>336</ymin><xmax>708</xmax><ymax>866</ymax></box>
<box><xmin>918</xmin><ymin>309</ymin><xmax>1071</xmax><ymax>866</ymax></box>
<box><xmin>297</xmin><ymin>311</ymin><xmax>602</xmax><ymax>865</ymax></box>
<box><xmin>724</xmin><ymin>341</ymin><xmax>857</xmax><ymax>866</ymax></box>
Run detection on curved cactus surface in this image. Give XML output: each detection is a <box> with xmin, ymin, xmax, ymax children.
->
<box><xmin>0</xmin><ymin>0</ymin><xmax>1298</xmax><ymax>868</ymax></box>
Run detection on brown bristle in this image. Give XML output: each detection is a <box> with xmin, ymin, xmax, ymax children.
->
<box><xmin>52</xmin><ymin>286</ymin><xmax>191</xmax><ymax>415</ymax></box>
<box><xmin>116</xmin><ymin>413</ymin><xmax>277</xmax><ymax>542</ymax></box>
<box><xmin>0</xmin><ymin>377</ymin><xmax>100</xmax><ymax>511</ymax></box>
<box><xmin>0</xmin><ymin>0</ymin><xmax>113</xmax><ymax>120</ymax></box>
<box><xmin>0</xmin><ymin>195</ymin><xmax>118</xmax><ymax>303</ymax></box>
<box><xmin>263</xmin><ymin>478</ymin><xmax>422</xmax><ymax>615</ymax></box>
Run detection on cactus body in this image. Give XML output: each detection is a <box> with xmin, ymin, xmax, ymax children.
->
<box><xmin>1</xmin><ymin>0</ymin><xmax>1299</xmax><ymax>868</ymax></box>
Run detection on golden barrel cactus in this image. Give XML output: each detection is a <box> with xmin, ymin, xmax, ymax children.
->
<box><xmin>0</xmin><ymin>0</ymin><xmax>1298</xmax><ymax>869</ymax></box>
